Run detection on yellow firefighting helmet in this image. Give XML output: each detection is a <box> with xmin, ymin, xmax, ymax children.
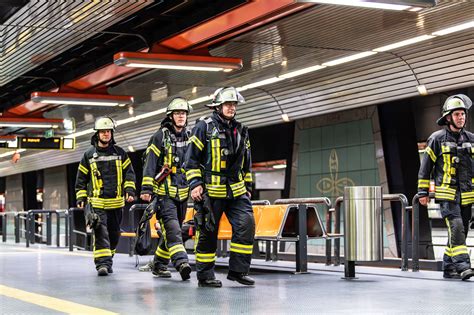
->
<box><xmin>166</xmin><ymin>97</ymin><xmax>192</xmax><ymax>115</ymax></box>
<box><xmin>437</xmin><ymin>94</ymin><xmax>472</xmax><ymax>126</ymax></box>
<box><xmin>94</xmin><ymin>117</ymin><xmax>116</xmax><ymax>131</ymax></box>
<box><xmin>206</xmin><ymin>87</ymin><xmax>245</xmax><ymax>108</ymax></box>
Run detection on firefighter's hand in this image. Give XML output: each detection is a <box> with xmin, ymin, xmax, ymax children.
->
<box><xmin>77</xmin><ymin>201</ymin><xmax>85</xmax><ymax>209</ymax></box>
<box><xmin>126</xmin><ymin>193</ymin><xmax>135</xmax><ymax>203</ymax></box>
<box><xmin>140</xmin><ymin>193</ymin><xmax>152</xmax><ymax>202</ymax></box>
<box><xmin>247</xmin><ymin>191</ymin><xmax>252</xmax><ymax>199</ymax></box>
<box><xmin>419</xmin><ymin>196</ymin><xmax>430</xmax><ymax>206</ymax></box>
<box><xmin>191</xmin><ymin>185</ymin><xmax>203</xmax><ymax>202</ymax></box>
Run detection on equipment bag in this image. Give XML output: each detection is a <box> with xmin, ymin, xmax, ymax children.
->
<box><xmin>134</xmin><ymin>200</ymin><xmax>156</xmax><ymax>256</ymax></box>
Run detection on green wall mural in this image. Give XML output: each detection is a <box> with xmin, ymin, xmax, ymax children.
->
<box><xmin>296</xmin><ymin>119</ymin><xmax>379</xmax><ymax>199</ymax></box>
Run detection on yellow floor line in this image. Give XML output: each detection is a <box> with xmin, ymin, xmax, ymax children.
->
<box><xmin>0</xmin><ymin>284</ymin><xmax>118</xmax><ymax>315</ymax></box>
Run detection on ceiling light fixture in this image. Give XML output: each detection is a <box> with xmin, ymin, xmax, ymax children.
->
<box><xmin>113</xmin><ymin>52</ymin><xmax>243</xmax><ymax>72</ymax></box>
<box><xmin>31</xmin><ymin>92</ymin><xmax>134</xmax><ymax>107</ymax></box>
<box><xmin>0</xmin><ymin>117</ymin><xmax>64</xmax><ymax>129</ymax></box>
<box><xmin>373</xmin><ymin>35</ymin><xmax>434</xmax><ymax>52</ymax></box>
<box><xmin>322</xmin><ymin>51</ymin><xmax>378</xmax><ymax>66</ymax></box>
<box><xmin>431</xmin><ymin>21</ymin><xmax>474</xmax><ymax>36</ymax></box>
<box><xmin>279</xmin><ymin>65</ymin><xmax>327</xmax><ymax>79</ymax></box>
<box><xmin>238</xmin><ymin>77</ymin><xmax>285</xmax><ymax>92</ymax></box>
<box><xmin>297</xmin><ymin>0</ymin><xmax>434</xmax><ymax>11</ymax></box>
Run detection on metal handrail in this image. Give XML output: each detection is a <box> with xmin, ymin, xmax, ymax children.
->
<box><xmin>274</xmin><ymin>197</ymin><xmax>332</xmax><ymax>272</ymax></box>
<box><xmin>15</xmin><ymin>212</ymin><xmax>29</xmax><ymax>243</ymax></box>
<box><xmin>332</xmin><ymin>193</ymin><xmax>412</xmax><ymax>271</ymax></box>
<box><xmin>1</xmin><ymin>211</ymin><xmax>18</xmax><ymax>242</ymax></box>
<box><xmin>25</xmin><ymin>210</ymin><xmax>63</xmax><ymax>248</ymax></box>
<box><xmin>251</xmin><ymin>200</ymin><xmax>271</xmax><ymax>206</ymax></box>
<box><xmin>68</xmin><ymin>207</ymin><xmax>90</xmax><ymax>251</ymax></box>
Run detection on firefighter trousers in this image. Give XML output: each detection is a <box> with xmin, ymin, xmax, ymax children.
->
<box><xmin>153</xmin><ymin>197</ymin><xmax>188</xmax><ymax>271</ymax></box>
<box><xmin>93</xmin><ymin>207</ymin><xmax>122</xmax><ymax>270</ymax></box>
<box><xmin>195</xmin><ymin>194</ymin><xmax>255</xmax><ymax>281</ymax></box>
<box><xmin>440</xmin><ymin>200</ymin><xmax>472</xmax><ymax>273</ymax></box>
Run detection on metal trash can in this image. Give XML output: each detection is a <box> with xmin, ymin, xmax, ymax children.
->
<box><xmin>344</xmin><ymin>186</ymin><xmax>383</xmax><ymax>276</ymax></box>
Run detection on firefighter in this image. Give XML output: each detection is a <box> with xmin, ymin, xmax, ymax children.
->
<box><xmin>185</xmin><ymin>87</ymin><xmax>255</xmax><ymax>288</ymax></box>
<box><xmin>140</xmin><ymin>97</ymin><xmax>192</xmax><ymax>281</ymax></box>
<box><xmin>418</xmin><ymin>94</ymin><xmax>474</xmax><ymax>280</ymax></box>
<box><xmin>75</xmin><ymin>117</ymin><xmax>136</xmax><ymax>276</ymax></box>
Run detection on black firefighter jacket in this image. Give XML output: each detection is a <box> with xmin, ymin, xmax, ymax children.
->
<box><xmin>75</xmin><ymin>144</ymin><xmax>136</xmax><ymax>209</ymax></box>
<box><xmin>418</xmin><ymin>128</ymin><xmax>474</xmax><ymax>205</ymax></box>
<box><xmin>141</xmin><ymin>119</ymin><xmax>190</xmax><ymax>201</ymax></box>
<box><xmin>185</xmin><ymin>111</ymin><xmax>253</xmax><ymax>199</ymax></box>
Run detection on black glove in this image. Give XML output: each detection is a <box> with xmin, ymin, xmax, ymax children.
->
<box><xmin>84</xmin><ymin>204</ymin><xmax>100</xmax><ymax>230</ymax></box>
<box><xmin>194</xmin><ymin>193</ymin><xmax>215</xmax><ymax>232</ymax></box>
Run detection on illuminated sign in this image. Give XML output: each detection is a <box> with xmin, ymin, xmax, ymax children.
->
<box><xmin>18</xmin><ymin>137</ymin><xmax>75</xmax><ymax>150</ymax></box>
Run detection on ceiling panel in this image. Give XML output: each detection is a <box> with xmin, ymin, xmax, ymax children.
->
<box><xmin>1</xmin><ymin>0</ymin><xmax>474</xmax><ymax>176</ymax></box>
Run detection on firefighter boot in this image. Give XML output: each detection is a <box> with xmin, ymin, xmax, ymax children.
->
<box><xmin>460</xmin><ymin>269</ymin><xmax>474</xmax><ymax>281</ymax></box>
<box><xmin>227</xmin><ymin>271</ymin><xmax>255</xmax><ymax>285</ymax></box>
<box><xmin>443</xmin><ymin>269</ymin><xmax>461</xmax><ymax>279</ymax></box>
<box><xmin>152</xmin><ymin>267</ymin><xmax>172</xmax><ymax>278</ymax></box>
<box><xmin>178</xmin><ymin>262</ymin><xmax>191</xmax><ymax>281</ymax></box>
<box><xmin>97</xmin><ymin>266</ymin><xmax>108</xmax><ymax>277</ymax></box>
<box><xmin>198</xmin><ymin>279</ymin><xmax>222</xmax><ymax>288</ymax></box>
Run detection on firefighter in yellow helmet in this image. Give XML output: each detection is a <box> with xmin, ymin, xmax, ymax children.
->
<box><xmin>140</xmin><ymin>97</ymin><xmax>193</xmax><ymax>281</ymax></box>
<box><xmin>75</xmin><ymin>116</ymin><xmax>136</xmax><ymax>276</ymax></box>
<box><xmin>185</xmin><ymin>87</ymin><xmax>254</xmax><ymax>287</ymax></box>
<box><xmin>418</xmin><ymin>94</ymin><xmax>474</xmax><ymax>280</ymax></box>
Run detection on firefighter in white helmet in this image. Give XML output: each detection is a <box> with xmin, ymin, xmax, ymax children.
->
<box><xmin>185</xmin><ymin>87</ymin><xmax>255</xmax><ymax>287</ymax></box>
<box><xmin>140</xmin><ymin>97</ymin><xmax>193</xmax><ymax>281</ymax></box>
<box><xmin>75</xmin><ymin>116</ymin><xmax>136</xmax><ymax>276</ymax></box>
<box><xmin>418</xmin><ymin>94</ymin><xmax>474</xmax><ymax>280</ymax></box>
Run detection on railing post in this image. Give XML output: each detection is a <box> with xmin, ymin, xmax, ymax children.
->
<box><xmin>15</xmin><ymin>214</ymin><xmax>20</xmax><ymax>243</ymax></box>
<box><xmin>2</xmin><ymin>214</ymin><xmax>6</xmax><ymax>242</ymax></box>
<box><xmin>295</xmin><ymin>204</ymin><xmax>308</xmax><ymax>273</ymax></box>
<box><xmin>334</xmin><ymin>197</ymin><xmax>343</xmax><ymax>266</ymax></box>
<box><xmin>46</xmin><ymin>213</ymin><xmax>52</xmax><ymax>245</ymax></box>
<box><xmin>69</xmin><ymin>209</ymin><xmax>74</xmax><ymax>251</ymax></box>
<box><xmin>56</xmin><ymin>212</ymin><xmax>61</xmax><ymax>247</ymax></box>
<box><xmin>412</xmin><ymin>195</ymin><xmax>421</xmax><ymax>272</ymax></box>
<box><xmin>25</xmin><ymin>213</ymin><xmax>31</xmax><ymax>248</ymax></box>
<box><xmin>325</xmin><ymin>207</ymin><xmax>332</xmax><ymax>266</ymax></box>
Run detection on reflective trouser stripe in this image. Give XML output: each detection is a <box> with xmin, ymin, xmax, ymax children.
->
<box><xmin>94</xmin><ymin>248</ymin><xmax>112</xmax><ymax>258</ymax></box>
<box><xmin>156</xmin><ymin>247</ymin><xmax>170</xmax><ymax>259</ymax></box>
<box><xmin>168</xmin><ymin>244</ymin><xmax>186</xmax><ymax>256</ymax></box>
<box><xmin>230</xmin><ymin>242</ymin><xmax>253</xmax><ymax>255</ymax></box>
<box><xmin>196</xmin><ymin>252</ymin><xmax>216</xmax><ymax>263</ymax></box>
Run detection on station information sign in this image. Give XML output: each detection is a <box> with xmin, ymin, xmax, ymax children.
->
<box><xmin>17</xmin><ymin>137</ymin><xmax>75</xmax><ymax>150</ymax></box>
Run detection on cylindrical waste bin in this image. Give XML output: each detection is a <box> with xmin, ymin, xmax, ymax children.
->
<box><xmin>344</xmin><ymin>186</ymin><xmax>383</xmax><ymax>262</ymax></box>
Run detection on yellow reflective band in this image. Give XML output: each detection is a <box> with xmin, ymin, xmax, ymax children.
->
<box><xmin>156</xmin><ymin>247</ymin><xmax>170</xmax><ymax>259</ymax></box>
<box><xmin>418</xmin><ymin>179</ymin><xmax>429</xmax><ymax>188</ymax></box>
<box><xmin>230</xmin><ymin>248</ymin><xmax>253</xmax><ymax>255</ymax></box>
<box><xmin>124</xmin><ymin>181</ymin><xmax>136</xmax><ymax>189</ymax></box>
<box><xmin>169</xmin><ymin>244</ymin><xmax>186</xmax><ymax>256</ymax></box>
<box><xmin>445</xmin><ymin>218</ymin><xmax>452</xmax><ymax>248</ymax></box>
<box><xmin>196</xmin><ymin>252</ymin><xmax>216</xmax><ymax>263</ymax></box>
<box><xmin>190</xmin><ymin>135</ymin><xmax>204</xmax><ymax>151</ymax></box>
<box><xmin>115</xmin><ymin>159</ymin><xmax>122</xmax><ymax>197</ymax></box>
<box><xmin>425</xmin><ymin>146</ymin><xmax>436</xmax><ymax>163</ymax></box>
<box><xmin>244</xmin><ymin>172</ymin><xmax>253</xmax><ymax>182</ymax></box>
<box><xmin>94</xmin><ymin>250</ymin><xmax>112</xmax><ymax>258</ymax></box>
<box><xmin>186</xmin><ymin>169</ymin><xmax>202</xmax><ymax>181</ymax></box>
<box><xmin>441</xmin><ymin>146</ymin><xmax>451</xmax><ymax>185</ymax></box>
<box><xmin>122</xmin><ymin>158</ymin><xmax>131</xmax><ymax>169</ymax></box>
<box><xmin>79</xmin><ymin>164</ymin><xmax>89</xmax><ymax>175</ymax></box>
<box><xmin>148</xmin><ymin>144</ymin><xmax>161</xmax><ymax>157</ymax></box>
<box><xmin>111</xmin><ymin>249</ymin><xmax>116</xmax><ymax>255</ymax></box>
<box><xmin>76</xmin><ymin>190</ymin><xmax>87</xmax><ymax>199</ymax></box>
<box><xmin>211</xmin><ymin>138</ymin><xmax>220</xmax><ymax>185</ymax></box>
<box><xmin>230</xmin><ymin>242</ymin><xmax>253</xmax><ymax>249</ymax></box>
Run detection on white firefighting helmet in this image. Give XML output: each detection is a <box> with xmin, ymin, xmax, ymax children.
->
<box><xmin>94</xmin><ymin>117</ymin><xmax>116</xmax><ymax>131</ymax></box>
<box><xmin>206</xmin><ymin>87</ymin><xmax>245</xmax><ymax>108</ymax></box>
<box><xmin>437</xmin><ymin>94</ymin><xmax>472</xmax><ymax>126</ymax></box>
<box><xmin>166</xmin><ymin>97</ymin><xmax>192</xmax><ymax>115</ymax></box>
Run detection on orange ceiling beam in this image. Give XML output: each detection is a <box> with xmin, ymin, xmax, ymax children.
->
<box><xmin>6</xmin><ymin>0</ymin><xmax>311</xmax><ymax>117</ymax></box>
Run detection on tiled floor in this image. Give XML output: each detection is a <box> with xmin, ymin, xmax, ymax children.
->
<box><xmin>1</xmin><ymin>242</ymin><xmax>474</xmax><ymax>314</ymax></box>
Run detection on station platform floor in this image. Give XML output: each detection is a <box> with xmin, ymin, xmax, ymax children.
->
<box><xmin>1</xmin><ymin>242</ymin><xmax>474</xmax><ymax>314</ymax></box>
